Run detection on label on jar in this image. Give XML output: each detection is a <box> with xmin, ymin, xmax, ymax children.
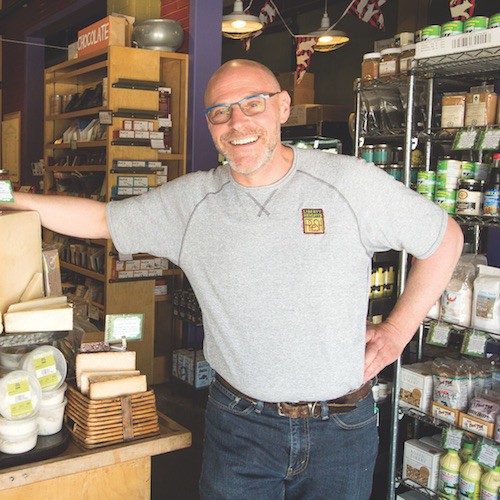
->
<box><xmin>7</xmin><ymin>378</ymin><xmax>33</xmax><ymax>418</ymax></box>
<box><xmin>442</xmin><ymin>105</ymin><xmax>465</xmax><ymax>128</ymax></box>
<box><xmin>483</xmin><ymin>189</ymin><xmax>500</xmax><ymax>216</ymax></box>
<box><xmin>456</xmin><ymin>189</ymin><xmax>483</xmax><ymax>215</ymax></box>
<box><xmin>33</xmin><ymin>351</ymin><xmax>58</xmax><ymax>389</ymax></box>
<box><xmin>379</xmin><ymin>60</ymin><xmax>397</xmax><ymax>77</ymax></box>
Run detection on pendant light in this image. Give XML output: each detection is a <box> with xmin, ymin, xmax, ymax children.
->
<box><xmin>307</xmin><ymin>0</ymin><xmax>349</xmax><ymax>52</ymax></box>
<box><xmin>222</xmin><ymin>0</ymin><xmax>264</xmax><ymax>40</ymax></box>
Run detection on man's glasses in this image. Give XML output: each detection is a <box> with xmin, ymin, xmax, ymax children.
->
<box><xmin>204</xmin><ymin>92</ymin><xmax>281</xmax><ymax>125</ymax></box>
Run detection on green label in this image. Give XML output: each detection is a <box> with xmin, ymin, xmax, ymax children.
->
<box><xmin>461</xmin><ymin>330</ymin><xmax>488</xmax><ymax>357</ymax></box>
<box><xmin>443</xmin><ymin>428</ymin><xmax>464</xmax><ymax>451</ymax></box>
<box><xmin>453</xmin><ymin>129</ymin><xmax>479</xmax><ymax>150</ymax></box>
<box><xmin>105</xmin><ymin>314</ymin><xmax>144</xmax><ymax>343</ymax></box>
<box><xmin>476</xmin><ymin>441</ymin><xmax>500</xmax><ymax>469</ymax></box>
<box><xmin>427</xmin><ymin>321</ymin><xmax>451</xmax><ymax>347</ymax></box>
<box><xmin>7</xmin><ymin>378</ymin><xmax>33</xmax><ymax>418</ymax></box>
<box><xmin>0</xmin><ymin>180</ymin><xmax>14</xmax><ymax>203</ymax></box>
<box><xmin>477</xmin><ymin>129</ymin><xmax>500</xmax><ymax>150</ymax></box>
<box><xmin>33</xmin><ymin>351</ymin><xmax>58</xmax><ymax>389</ymax></box>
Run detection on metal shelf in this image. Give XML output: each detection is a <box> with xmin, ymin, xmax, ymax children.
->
<box><xmin>417</xmin><ymin>46</ymin><xmax>500</xmax><ymax>77</ymax></box>
<box><xmin>396</xmin><ymin>475</ymin><xmax>439</xmax><ymax>499</ymax></box>
<box><xmin>452</xmin><ymin>214</ymin><xmax>500</xmax><ymax>227</ymax></box>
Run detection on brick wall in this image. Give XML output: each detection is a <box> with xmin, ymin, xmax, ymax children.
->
<box><xmin>160</xmin><ymin>0</ymin><xmax>190</xmax><ymax>53</ymax></box>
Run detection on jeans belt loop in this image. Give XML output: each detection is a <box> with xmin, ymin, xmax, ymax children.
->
<box><xmin>254</xmin><ymin>400</ymin><xmax>264</xmax><ymax>414</ymax></box>
<box><xmin>320</xmin><ymin>401</ymin><xmax>329</xmax><ymax>420</ymax></box>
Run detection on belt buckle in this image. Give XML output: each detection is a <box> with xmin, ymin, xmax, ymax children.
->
<box><xmin>308</xmin><ymin>402</ymin><xmax>320</xmax><ymax>418</ymax></box>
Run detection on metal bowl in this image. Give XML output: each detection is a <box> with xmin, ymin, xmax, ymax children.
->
<box><xmin>132</xmin><ymin>19</ymin><xmax>184</xmax><ymax>52</ymax></box>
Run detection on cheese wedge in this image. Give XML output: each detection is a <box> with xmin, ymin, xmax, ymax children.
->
<box><xmin>89</xmin><ymin>374</ymin><xmax>147</xmax><ymax>400</ymax></box>
<box><xmin>7</xmin><ymin>295</ymin><xmax>67</xmax><ymax>312</ymax></box>
<box><xmin>76</xmin><ymin>351</ymin><xmax>136</xmax><ymax>389</ymax></box>
<box><xmin>80</xmin><ymin>370</ymin><xmax>140</xmax><ymax>395</ymax></box>
<box><xmin>19</xmin><ymin>272</ymin><xmax>44</xmax><ymax>302</ymax></box>
<box><xmin>3</xmin><ymin>304</ymin><xmax>73</xmax><ymax>333</ymax></box>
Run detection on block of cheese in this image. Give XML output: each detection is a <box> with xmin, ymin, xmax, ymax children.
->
<box><xmin>89</xmin><ymin>374</ymin><xmax>147</xmax><ymax>400</ymax></box>
<box><xmin>19</xmin><ymin>272</ymin><xmax>44</xmax><ymax>302</ymax></box>
<box><xmin>80</xmin><ymin>370</ymin><xmax>140</xmax><ymax>395</ymax></box>
<box><xmin>76</xmin><ymin>351</ymin><xmax>136</xmax><ymax>388</ymax></box>
<box><xmin>0</xmin><ymin>211</ymin><xmax>43</xmax><ymax>314</ymax></box>
<box><xmin>3</xmin><ymin>304</ymin><xmax>73</xmax><ymax>333</ymax></box>
<box><xmin>7</xmin><ymin>296</ymin><xmax>67</xmax><ymax>312</ymax></box>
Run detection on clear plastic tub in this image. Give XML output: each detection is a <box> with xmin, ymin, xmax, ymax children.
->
<box><xmin>37</xmin><ymin>397</ymin><xmax>67</xmax><ymax>436</ymax></box>
<box><xmin>0</xmin><ymin>429</ymin><xmax>37</xmax><ymax>454</ymax></box>
<box><xmin>0</xmin><ymin>370</ymin><xmax>42</xmax><ymax>420</ymax></box>
<box><xmin>0</xmin><ymin>346</ymin><xmax>35</xmax><ymax>372</ymax></box>
<box><xmin>21</xmin><ymin>346</ymin><xmax>67</xmax><ymax>392</ymax></box>
<box><xmin>41</xmin><ymin>382</ymin><xmax>67</xmax><ymax>406</ymax></box>
<box><xmin>0</xmin><ymin>415</ymin><xmax>37</xmax><ymax>437</ymax></box>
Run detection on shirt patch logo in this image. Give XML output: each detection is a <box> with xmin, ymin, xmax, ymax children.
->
<box><xmin>302</xmin><ymin>209</ymin><xmax>325</xmax><ymax>234</ymax></box>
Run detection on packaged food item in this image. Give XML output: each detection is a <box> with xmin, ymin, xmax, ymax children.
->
<box><xmin>403</xmin><ymin>439</ymin><xmax>443</xmax><ymax>490</ymax></box>
<box><xmin>37</xmin><ymin>397</ymin><xmax>67</xmax><ymax>436</ymax></box>
<box><xmin>422</xmin><ymin>25</ymin><xmax>442</xmax><ymax>40</ymax></box>
<box><xmin>373</xmin><ymin>144</ymin><xmax>392</xmax><ymax>165</ymax></box>
<box><xmin>361</xmin><ymin>52</ymin><xmax>381</xmax><ymax>82</ymax></box>
<box><xmin>496</xmin><ymin>414</ymin><xmax>500</xmax><ymax>443</ymax></box>
<box><xmin>483</xmin><ymin>160</ymin><xmax>500</xmax><ymax>217</ymax></box>
<box><xmin>438</xmin><ymin>449</ymin><xmax>462</xmax><ymax>498</ymax></box>
<box><xmin>459</xmin><ymin>458</ymin><xmax>482</xmax><ymax>498</ymax></box>
<box><xmin>480</xmin><ymin>466</ymin><xmax>500</xmax><ymax>500</ymax></box>
<box><xmin>441</xmin><ymin>92</ymin><xmax>467</xmax><ymax>128</ymax></box>
<box><xmin>399</xmin><ymin>363</ymin><xmax>434</xmax><ymax>412</ymax></box>
<box><xmin>0</xmin><ymin>429</ymin><xmax>37</xmax><ymax>454</ymax></box>
<box><xmin>441</xmin><ymin>257</ymin><xmax>476</xmax><ymax>326</ymax></box>
<box><xmin>415</xmin><ymin>29</ymin><xmax>423</xmax><ymax>43</ymax></box>
<box><xmin>432</xmin><ymin>358</ymin><xmax>475</xmax><ymax>411</ymax></box>
<box><xmin>437</xmin><ymin>158</ymin><xmax>462</xmax><ymax>190</ymax></box>
<box><xmin>435</xmin><ymin>189</ymin><xmax>457</xmax><ymax>214</ymax></box>
<box><xmin>400</xmin><ymin>44</ymin><xmax>416</xmax><ymax>73</ymax></box>
<box><xmin>489</xmin><ymin>14</ymin><xmax>500</xmax><ymax>29</ymax></box>
<box><xmin>359</xmin><ymin>144</ymin><xmax>375</xmax><ymax>163</ymax></box>
<box><xmin>456</xmin><ymin>179</ymin><xmax>485</xmax><ymax>216</ymax></box>
<box><xmin>379</xmin><ymin>48</ymin><xmax>401</xmax><ymax>79</ymax></box>
<box><xmin>468</xmin><ymin>392</ymin><xmax>500</xmax><ymax>423</ymax></box>
<box><xmin>459</xmin><ymin>442</ymin><xmax>475</xmax><ymax>464</ymax></box>
<box><xmin>442</xmin><ymin>20</ymin><xmax>464</xmax><ymax>36</ymax></box>
<box><xmin>21</xmin><ymin>345</ymin><xmax>67</xmax><ymax>392</ymax></box>
<box><xmin>394</xmin><ymin>32</ymin><xmax>414</xmax><ymax>47</ymax></box>
<box><xmin>472</xmin><ymin>265</ymin><xmax>500</xmax><ymax>334</ymax></box>
<box><xmin>0</xmin><ymin>370</ymin><xmax>41</xmax><ymax>420</ymax></box>
<box><xmin>464</xmin><ymin>16</ymin><xmax>489</xmax><ymax>32</ymax></box>
<box><xmin>465</xmin><ymin>85</ymin><xmax>498</xmax><ymax>127</ymax></box>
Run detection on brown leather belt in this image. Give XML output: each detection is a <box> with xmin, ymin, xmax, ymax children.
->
<box><xmin>215</xmin><ymin>375</ymin><xmax>372</xmax><ymax>419</ymax></box>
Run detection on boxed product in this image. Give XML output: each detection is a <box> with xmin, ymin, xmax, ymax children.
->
<box><xmin>465</xmin><ymin>85</ymin><xmax>498</xmax><ymax>127</ymax></box>
<box><xmin>134</xmin><ymin>131</ymin><xmax>150</xmax><ymax>139</ymax></box>
<box><xmin>441</xmin><ymin>92</ymin><xmax>466</xmax><ymax>128</ymax></box>
<box><xmin>459</xmin><ymin>412</ymin><xmax>495</xmax><ymax>438</ymax></box>
<box><xmin>122</xmin><ymin>120</ymin><xmax>154</xmax><ymax>131</ymax></box>
<box><xmin>112</xmin><ymin>129</ymin><xmax>134</xmax><ymax>139</ymax></box>
<box><xmin>285</xmin><ymin>104</ymin><xmax>351</xmax><ymax>126</ymax></box>
<box><xmin>114</xmin><ymin>160</ymin><xmax>133</xmax><ymax>168</ymax></box>
<box><xmin>277</xmin><ymin>72</ymin><xmax>314</xmax><ymax>105</ymax></box>
<box><xmin>472</xmin><ymin>265</ymin><xmax>500</xmax><ymax>334</ymax></box>
<box><xmin>172</xmin><ymin>349</ymin><xmax>214</xmax><ymax>389</ymax></box>
<box><xmin>402</xmin><ymin>439</ymin><xmax>443</xmax><ymax>491</ymax></box>
<box><xmin>399</xmin><ymin>363</ymin><xmax>434</xmax><ymax>412</ymax></box>
<box><xmin>430</xmin><ymin>400</ymin><xmax>460</xmax><ymax>425</ymax></box>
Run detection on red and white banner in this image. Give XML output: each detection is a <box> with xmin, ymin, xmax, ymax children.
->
<box><xmin>449</xmin><ymin>0</ymin><xmax>475</xmax><ymax>21</ymax></box>
<box><xmin>349</xmin><ymin>0</ymin><xmax>387</xmax><ymax>31</ymax></box>
<box><xmin>295</xmin><ymin>37</ymin><xmax>318</xmax><ymax>84</ymax></box>
<box><xmin>243</xmin><ymin>1</ymin><xmax>277</xmax><ymax>51</ymax></box>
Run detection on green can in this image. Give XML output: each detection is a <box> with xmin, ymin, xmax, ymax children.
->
<box><xmin>464</xmin><ymin>16</ymin><xmax>489</xmax><ymax>33</ymax></box>
<box><xmin>489</xmin><ymin>14</ymin><xmax>500</xmax><ymax>29</ymax></box>
<box><xmin>435</xmin><ymin>189</ymin><xmax>456</xmax><ymax>214</ymax></box>
<box><xmin>422</xmin><ymin>25</ymin><xmax>441</xmax><ymax>41</ymax></box>
<box><xmin>437</xmin><ymin>158</ymin><xmax>461</xmax><ymax>189</ymax></box>
<box><xmin>442</xmin><ymin>20</ymin><xmax>464</xmax><ymax>37</ymax></box>
<box><xmin>473</xmin><ymin>162</ymin><xmax>489</xmax><ymax>181</ymax></box>
<box><xmin>461</xmin><ymin>161</ymin><xmax>475</xmax><ymax>179</ymax></box>
<box><xmin>417</xmin><ymin>171</ymin><xmax>436</xmax><ymax>197</ymax></box>
<box><xmin>385</xmin><ymin>164</ymin><xmax>403</xmax><ymax>182</ymax></box>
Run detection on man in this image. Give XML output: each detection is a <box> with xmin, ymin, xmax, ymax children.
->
<box><xmin>3</xmin><ymin>60</ymin><xmax>462</xmax><ymax>499</ymax></box>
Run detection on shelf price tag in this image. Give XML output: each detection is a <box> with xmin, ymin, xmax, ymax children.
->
<box><xmin>442</xmin><ymin>428</ymin><xmax>464</xmax><ymax>451</ymax></box>
<box><xmin>452</xmin><ymin>129</ymin><xmax>478</xmax><ymax>150</ymax></box>
<box><xmin>105</xmin><ymin>313</ymin><xmax>143</xmax><ymax>343</ymax></box>
<box><xmin>477</xmin><ymin>128</ymin><xmax>500</xmax><ymax>150</ymax></box>
<box><xmin>476</xmin><ymin>440</ymin><xmax>500</xmax><ymax>469</ymax></box>
<box><xmin>0</xmin><ymin>180</ymin><xmax>14</xmax><ymax>203</ymax></box>
<box><xmin>460</xmin><ymin>330</ymin><xmax>488</xmax><ymax>357</ymax></box>
<box><xmin>426</xmin><ymin>321</ymin><xmax>451</xmax><ymax>347</ymax></box>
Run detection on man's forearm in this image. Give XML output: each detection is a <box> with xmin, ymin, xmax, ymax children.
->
<box><xmin>386</xmin><ymin>216</ymin><xmax>464</xmax><ymax>341</ymax></box>
<box><xmin>1</xmin><ymin>192</ymin><xmax>111</xmax><ymax>240</ymax></box>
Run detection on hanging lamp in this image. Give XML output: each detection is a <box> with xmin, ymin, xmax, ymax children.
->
<box><xmin>307</xmin><ymin>1</ymin><xmax>349</xmax><ymax>52</ymax></box>
<box><xmin>222</xmin><ymin>0</ymin><xmax>263</xmax><ymax>40</ymax></box>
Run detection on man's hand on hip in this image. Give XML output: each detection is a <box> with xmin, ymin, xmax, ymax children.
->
<box><xmin>363</xmin><ymin>321</ymin><xmax>408</xmax><ymax>383</ymax></box>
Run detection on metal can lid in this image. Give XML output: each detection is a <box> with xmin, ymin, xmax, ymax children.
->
<box><xmin>459</xmin><ymin>179</ymin><xmax>484</xmax><ymax>187</ymax></box>
<box><xmin>374</xmin><ymin>144</ymin><xmax>391</xmax><ymax>149</ymax></box>
<box><xmin>361</xmin><ymin>144</ymin><xmax>375</xmax><ymax>149</ymax></box>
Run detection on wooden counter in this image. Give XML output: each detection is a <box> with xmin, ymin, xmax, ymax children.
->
<box><xmin>0</xmin><ymin>413</ymin><xmax>191</xmax><ymax>499</ymax></box>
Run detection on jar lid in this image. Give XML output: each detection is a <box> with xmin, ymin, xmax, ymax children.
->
<box><xmin>460</xmin><ymin>179</ymin><xmax>484</xmax><ymax>186</ymax></box>
<box><xmin>361</xmin><ymin>144</ymin><xmax>375</xmax><ymax>149</ymax></box>
<box><xmin>401</xmin><ymin>44</ymin><xmax>416</xmax><ymax>51</ymax></box>
<box><xmin>381</xmin><ymin>48</ymin><xmax>402</xmax><ymax>56</ymax></box>
<box><xmin>363</xmin><ymin>52</ymin><xmax>381</xmax><ymax>61</ymax></box>
<box><xmin>388</xmin><ymin>164</ymin><xmax>402</xmax><ymax>168</ymax></box>
<box><xmin>375</xmin><ymin>144</ymin><xmax>391</xmax><ymax>149</ymax></box>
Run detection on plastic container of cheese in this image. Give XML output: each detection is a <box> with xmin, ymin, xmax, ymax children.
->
<box><xmin>0</xmin><ymin>370</ymin><xmax>42</xmax><ymax>420</ymax></box>
<box><xmin>21</xmin><ymin>346</ymin><xmax>67</xmax><ymax>392</ymax></box>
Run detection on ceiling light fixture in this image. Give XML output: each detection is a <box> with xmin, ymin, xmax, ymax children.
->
<box><xmin>307</xmin><ymin>0</ymin><xmax>349</xmax><ymax>52</ymax></box>
<box><xmin>222</xmin><ymin>0</ymin><xmax>263</xmax><ymax>40</ymax></box>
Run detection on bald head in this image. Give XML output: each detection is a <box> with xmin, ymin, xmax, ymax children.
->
<box><xmin>205</xmin><ymin>59</ymin><xmax>281</xmax><ymax>108</ymax></box>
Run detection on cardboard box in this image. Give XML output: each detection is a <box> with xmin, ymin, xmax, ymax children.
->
<box><xmin>172</xmin><ymin>349</ymin><xmax>215</xmax><ymax>389</ymax></box>
<box><xmin>459</xmin><ymin>412</ymin><xmax>495</xmax><ymax>439</ymax></box>
<box><xmin>277</xmin><ymin>72</ymin><xmax>314</xmax><ymax>105</ymax></box>
<box><xmin>374</xmin><ymin>37</ymin><xmax>394</xmax><ymax>52</ymax></box>
<box><xmin>115</xmin><ymin>160</ymin><xmax>133</xmax><ymax>168</ymax></box>
<box><xmin>42</xmin><ymin>248</ymin><xmax>63</xmax><ymax>297</ymax></box>
<box><xmin>112</xmin><ymin>130</ymin><xmax>134</xmax><ymax>139</ymax></box>
<box><xmin>430</xmin><ymin>401</ymin><xmax>460</xmax><ymax>425</ymax></box>
<box><xmin>399</xmin><ymin>364</ymin><xmax>434</xmax><ymax>412</ymax></box>
<box><xmin>402</xmin><ymin>439</ymin><xmax>443</xmax><ymax>491</ymax></box>
<box><xmin>117</xmin><ymin>176</ymin><xmax>133</xmax><ymax>187</ymax></box>
<box><xmin>77</xmin><ymin>16</ymin><xmax>127</xmax><ymax>57</ymax></box>
<box><xmin>133</xmin><ymin>176</ymin><xmax>149</xmax><ymax>187</ymax></box>
<box><xmin>108</xmin><ymin>0</ymin><xmax>160</xmax><ymax>23</ymax></box>
<box><xmin>123</xmin><ymin>120</ymin><xmax>154</xmax><ymax>132</ymax></box>
<box><xmin>285</xmin><ymin>104</ymin><xmax>351</xmax><ymax>126</ymax></box>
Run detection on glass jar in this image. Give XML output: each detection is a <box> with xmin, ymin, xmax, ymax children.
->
<box><xmin>359</xmin><ymin>144</ymin><xmax>375</xmax><ymax>163</ymax></box>
<box><xmin>456</xmin><ymin>179</ymin><xmax>485</xmax><ymax>215</ymax></box>
<box><xmin>373</xmin><ymin>144</ymin><xmax>392</xmax><ymax>165</ymax></box>
<box><xmin>400</xmin><ymin>44</ymin><xmax>416</xmax><ymax>74</ymax></box>
<box><xmin>361</xmin><ymin>52</ymin><xmax>381</xmax><ymax>82</ymax></box>
<box><xmin>379</xmin><ymin>48</ymin><xmax>401</xmax><ymax>80</ymax></box>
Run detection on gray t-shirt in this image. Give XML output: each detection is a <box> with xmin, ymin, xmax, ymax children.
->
<box><xmin>107</xmin><ymin>147</ymin><xmax>447</xmax><ymax>402</ymax></box>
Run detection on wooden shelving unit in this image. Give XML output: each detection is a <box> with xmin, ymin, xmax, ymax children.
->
<box><xmin>44</xmin><ymin>46</ymin><xmax>188</xmax><ymax>384</ymax></box>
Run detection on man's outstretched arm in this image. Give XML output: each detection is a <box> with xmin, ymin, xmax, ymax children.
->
<box><xmin>1</xmin><ymin>192</ymin><xmax>111</xmax><ymax>240</ymax></box>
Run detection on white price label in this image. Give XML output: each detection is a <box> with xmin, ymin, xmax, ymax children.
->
<box><xmin>480</xmin><ymin>129</ymin><xmax>500</xmax><ymax>150</ymax></box>
<box><xmin>461</xmin><ymin>330</ymin><xmax>488</xmax><ymax>357</ymax></box>
<box><xmin>427</xmin><ymin>321</ymin><xmax>451</xmax><ymax>346</ymax></box>
<box><xmin>453</xmin><ymin>130</ymin><xmax>478</xmax><ymax>150</ymax></box>
<box><xmin>443</xmin><ymin>428</ymin><xmax>463</xmax><ymax>451</ymax></box>
<box><xmin>477</xmin><ymin>441</ymin><xmax>500</xmax><ymax>469</ymax></box>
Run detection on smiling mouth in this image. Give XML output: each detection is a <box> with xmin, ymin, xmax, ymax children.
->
<box><xmin>229</xmin><ymin>136</ymin><xmax>259</xmax><ymax>146</ymax></box>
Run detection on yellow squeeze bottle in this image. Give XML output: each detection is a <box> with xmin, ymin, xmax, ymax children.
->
<box><xmin>480</xmin><ymin>465</ymin><xmax>500</xmax><ymax>500</ymax></box>
<box><xmin>439</xmin><ymin>449</ymin><xmax>462</xmax><ymax>498</ymax></box>
<box><xmin>459</xmin><ymin>458</ymin><xmax>483</xmax><ymax>499</ymax></box>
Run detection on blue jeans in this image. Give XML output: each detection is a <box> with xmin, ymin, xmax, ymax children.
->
<box><xmin>199</xmin><ymin>377</ymin><xmax>379</xmax><ymax>500</ymax></box>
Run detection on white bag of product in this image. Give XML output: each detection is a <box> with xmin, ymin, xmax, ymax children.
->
<box><xmin>472</xmin><ymin>265</ymin><xmax>500</xmax><ymax>334</ymax></box>
<box><xmin>427</xmin><ymin>299</ymin><xmax>440</xmax><ymax>320</ymax></box>
<box><xmin>441</xmin><ymin>258</ymin><xmax>476</xmax><ymax>327</ymax></box>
